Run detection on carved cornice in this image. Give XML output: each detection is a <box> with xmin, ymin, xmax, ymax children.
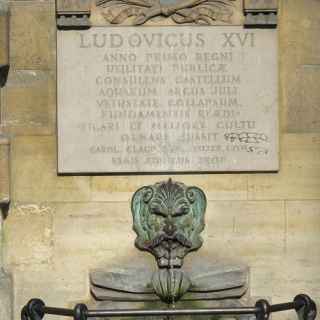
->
<box><xmin>244</xmin><ymin>0</ymin><xmax>278</xmax><ymax>27</ymax></box>
<box><xmin>57</xmin><ymin>11</ymin><xmax>91</xmax><ymax>29</ymax></box>
<box><xmin>56</xmin><ymin>0</ymin><xmax>91</xmax><ymax>28</ymax></box>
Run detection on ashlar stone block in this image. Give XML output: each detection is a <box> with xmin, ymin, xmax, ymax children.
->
<box><xmin>13</xmin><ymin>265</ymin><xmax>88</xmax><ymax>320</ymax></box>
<box><xmin>248</xmin><ymin>134</ymin><xmax>320</xmax><ymax>200</ymax></box>
<box><xmin>286</xmin><ymin>65</ymin><xmax>320</xmax><ymax>133</ymax></box>
<box><xmin>286</xmin><ymin>200</ymin><xmax>320</xmax><ymax>261</ymax></box>
<box><xmin>1</xmin><ymin>70</ymin><xmax>56</xmax><ymax>135</ymax></box>
<box><xmin>11</xmin><ymin>136</ymin><xmax>91</xmax><ymax>202</ymax></box>
<box><xmin>91</xmin><ymin>174</ymin><xmax>248</xmax><ymax>202</ymax></box>
<box><xmin>203</xmin><ymin>200</ymin><xmax>285</xmax><ymax>262</ymax></box>
<box><xmin>4</xmin><ymin>203</ymin><xmax>53</xmax><ymax>267</ymax></box>
<box><xmin>10</xmin><ymin>2</ymin><xmax>55</xmax><ymax>69</ymax></box>
<box><xmin>0</xmin><ymin>269</ymin><xmax>12</xmax><ymax>320</ymax></box>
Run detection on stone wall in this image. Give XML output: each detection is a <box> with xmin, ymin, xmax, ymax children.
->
<box><xmin>0</xmin><ymin>0</ymin><xmax>320</xmax><ymax>319</ymax></box>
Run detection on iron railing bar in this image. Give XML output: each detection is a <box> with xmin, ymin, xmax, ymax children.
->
<box><xmin>43</xmin><ymin>307</ymin><xmax>74</xmax><ymax>317</ymax></box>
<box><xmin>86</xmin><ymin>307</ymin><xmax>259</xmax><ymax>318</ymax></box>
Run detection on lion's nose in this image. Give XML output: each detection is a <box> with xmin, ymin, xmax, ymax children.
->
<box><xmin>163</xmin><ymin>220</ymin><xmax>177</xmax><ymax>236</ymax></box>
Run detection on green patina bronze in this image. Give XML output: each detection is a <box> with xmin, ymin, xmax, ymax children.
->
<box><xmin>131</xmin><ymin>178</ymin><xmax>206</xmax><ymax>269</ymax></box>
<box><xmin>131</xmin><ymin>178</ymin><xmax>206</xmax><ymax>304</ymax></box>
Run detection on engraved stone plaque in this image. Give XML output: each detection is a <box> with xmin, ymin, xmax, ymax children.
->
<box><xmin>57</xmin><ymin>27</ymin><xmax>278</xmax><ymax>173</ymax></box>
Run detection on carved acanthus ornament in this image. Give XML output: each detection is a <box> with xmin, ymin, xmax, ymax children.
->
<box><xmin>95</xmin><ymin>0</ymin><xmax>238</xmax><ymax>25</ymax></box>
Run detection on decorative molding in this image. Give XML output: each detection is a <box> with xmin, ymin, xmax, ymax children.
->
<box><xmin>244</xmin><ymin>12</ymin><xmax>277</xmax><ymax>27</ymax></box>
<box><xmin>95</xmin><ymin>0</ymin><xmax>239</xmax><ymax>25</ymax></box>
<box><xmin>57</xmin><ymin>11</ymin><xmax>91</xmax><ymax>29</ymax></box>
<box><xmin>244</xmin><ymin>0</ymin><xmax>277</xmax><ymax>27</ymax></box>
<box><xmin>56</xmin><ymin>0</ymin><xmax>91</xmax><ymax>28</ymax></box>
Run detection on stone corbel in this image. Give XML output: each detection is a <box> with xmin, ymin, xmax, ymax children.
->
<box><xmin>0</xmin><ymin>0</ymin><xmax>9</xmax><ymax>87</ymax></box>
<box><xmin>56</xmin><ymin>0</ymin><xmax>91</xmax><ymax>29</ymax></box>
<box><xmin>243</xmin><ymin>0</ymin><xmax>277</xmax><ymax>28</ymax></box>
<box><xmin>0</xmin><ymin>135</ymin><xmax>10</xmax><ymax>217</ymax></box>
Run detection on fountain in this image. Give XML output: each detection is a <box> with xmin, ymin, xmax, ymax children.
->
<box><xmin>90</xmin><ymin>179</ymin><xmax>248</xmax><ymax>309</ymax></box>
<box><xmin>21</xmin><ymin>179</ymin><xmax>317</xmax><ymax>320</ymax></box>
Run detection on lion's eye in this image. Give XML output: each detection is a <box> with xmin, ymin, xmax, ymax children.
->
<box><xmin>151</xmin><ymin>206</ymin><xmax>166</xmax><ymax>217</ymax></box>
<box><xmin>174</xmin><ymin>206</ymin><xmax>189</xmax><ymax>216</ymax></box>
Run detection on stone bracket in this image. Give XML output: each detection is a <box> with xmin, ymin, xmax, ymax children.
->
<box><xmin>57</xmin><ymin>11</ymin><xmax>91</xmax><ymax>29</ymax></box>
<box><xmin>56</xmin><ymin>0</ymin><xmax>91</xmax><ymax>28</ymax></box>
<box><xmin>244</xmin><ymin>0</ymin><xmax>278</xmax><ymax>28</ymax></box>
<box><xmin>0</xmin><ymin>135</ymin><xmax>10</xmax><ymax>217</ymax></box>
<box><xmin>0</xmin><ymin>0</ymin><xmax>9</xmax><ymax>86</ymax></box>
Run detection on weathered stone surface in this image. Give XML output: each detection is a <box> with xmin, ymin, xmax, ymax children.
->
<box><xmin>58</xmin><ymin>27</ymin><xmax>278</xmax><ymax>173</ymax></box>
<box><xmin>244</xmin><ymin>0</ymin><xmax>278</xmax><ymax>10</ymax></box>
<box><xmin>91</xmin><ymin>283</ymin><xmax>247</xmax><ymax>302</ymax></box>
<box><xmin>188</xmin><ymin>262</ymin><xmax>248</xmax><ymax>292</ymax></box>
<box><xmin>286</xmin><ymin>200</ymin><xmax>320</xmax><ymax>261</ymax></box>
<box><xmin>52</xmin><ymin>202</ymin><xmax>137</xmax><ymax>271</ymax></box>
<box><xmin>91</xmin><ymin>174</ymin><xmax>248</xmax><ymax>202</ymax></box>
<box><xmin>0</xmin><ymin>269</ymin><xmax>12</xmax><ymax>320</ymax></box>
<box><xmin>91</xmin><ymin>267</ymin><xmax>154</xmax><ymax>293</ymax></box>
<box><xmin>286</xmin><ymin>65</ymin><xmax>320</xmax><ymax>133</ymax></box>
<box><xmin>11</xmin><ymin>136</ymin><xmax>91</xmax><ymax>202</ymax></box>
<box><xmin>281</xmin><ymin>0</ymin><xmax>320</xmax><ymax>132</ymax></box>
<box><xmin>13</xmin><ymin>264</ymin><xmax>88</xmax><ymax>320</ymax></box>
<box><xmin>91</xmin><ymin>263</ymin><xmax>248</xmax><ymax>300</ymax></box>
<box><xmin>248</xmin><ymin>134</ymin><xmax>320</xmax><ymax>200</ymax></box>
<box><xmin>4</xmin><ymin>204</ymin><xmax>53</xmax><ymax>267</ymax></box>
<box><xmin>0</xmin><ymin>134</ymin><xmax>10</xmax><ymax>209</ymax></box>
<box><xmin>1</xmin><ymin>70</ymin><xmax>56</xmax><ymax>135</ymax></box>
<box><xmin>249</xmin><ymin>256</ymin><xmax>320</xmax><ymax>309</ymax></box>
<box><xmin>10</xmin><ymin>2</ymin><xmax>55</xmax><ymax>69</ymax></box>
<box><xmin>57</xmin><ymin>0</ymin><xmax>91</xmax><ymax>13</ymax></box>
<box><xmin>281</xmin><ymin>0</ymin><xmax>320</xmax><ymax>65</ymax></box>
<box><xmin>202</xmin><ymin>200</ymin><xmax>285</xmax><ymax>262</ymax></box>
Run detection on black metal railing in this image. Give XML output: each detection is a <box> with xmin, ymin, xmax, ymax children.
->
<box><xmin>21</xmin><ymin>294</ymin><xmax>317</xmax><ymax>320</ymax></box>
